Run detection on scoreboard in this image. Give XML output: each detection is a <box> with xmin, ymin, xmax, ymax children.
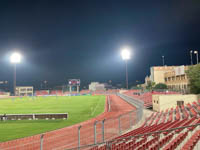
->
<box><xmin>68</xmin><ymin>79</ymin><xmax>80</xmax><ymax>86</ymax></box>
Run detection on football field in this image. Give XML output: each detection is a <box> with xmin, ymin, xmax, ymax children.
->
<box><xmin>0</xmin><ymin>95</ymin><xmax>105</xmax><ymax>142</ymax></box>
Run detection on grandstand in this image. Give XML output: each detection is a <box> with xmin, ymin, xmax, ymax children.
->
<box><xmin>35</xmin><ymin>90</ymin><xmax>49</xmax><ymax>96</ymax></box>
<box><xmin>35</xmin><ymin>89</ymin><xmax>119</xmax><ymax>96</ymax></box>
<box><xmin>90</xmin><ymin>99</ymin><xmax>200</xmax><ymax>150</ymax></box>
<box><xmin>123</xmin><ymin>89</ymin><xmax>179</xmax><ymax>108</ymax></box>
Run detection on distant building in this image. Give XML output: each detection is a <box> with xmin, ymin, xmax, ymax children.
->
<box><xmin>103</xmin><ymin>83</ymin><xmax>113</xmax><ymax>89</ymax></box>
<box><xmin>89</xmin><ymin>82</ymin><xmax>105</xmax><ymax>91</ymax></box>
<box><xmin>15</xmin><ymin>86</ymin><xmax>34</xmax><ymax>96</ymax></box>
<box><xmin>149</xmin><ymin>66</ymin><xmax>177</xmax><ymax>84</ymax></box>
<box><xmin>164</xmin><ymin>65</ymin><xmax>189</xmax><ymax>91</ymax></box>
<box><xmin>145</xmin><ymin>65</ymin><xmax>190</xmax><ymax>92</ymax></box>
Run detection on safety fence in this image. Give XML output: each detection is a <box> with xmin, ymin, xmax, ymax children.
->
<box><xmin>54</xmin><ymin>93</ymin><xmax>144</xmax><ymax>150</ymax></box>
<box><xmin>66</xmin><ymin>123</ymin><xmax>200</xmax><ymax>150</ymax></box>
<box><xmin>141</xmin><ymin>89</ymin><xmax>184</xmax><ymax>94</ymax></box>
<box><xmin>117</xmin><ymin>93</ymin><xmax>143</xmax><ymax>123</ymax></box>
<box><xmin>51</xmin><ymin>110</ymin><xmax>139</xmax><ymax>150</ymax></box>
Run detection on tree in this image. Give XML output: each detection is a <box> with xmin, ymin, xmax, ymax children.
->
<box><xmin>146</xmin><ymin>81</ymin><xmax>155</xmax><ymax>90</ymax></box>
<box><xmin>154</xmin><ymin>83</ymin><xmax>168</xmax><ymax>90</ymax></box>
<box><xmin>186</xmin><ymin>64</ymin><xmax>200</xmax><ymax>94</ymax></box>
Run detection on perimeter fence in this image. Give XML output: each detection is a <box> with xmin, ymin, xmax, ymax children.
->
<box><xmin>67</xmin><ymin>123</ymin><xmax>200</xmax><ymax>150</ymax></box>
<box><xmin>56</xmin><ymin>93</ymin><xmax>144</xmax><ymax>150</ymax></box>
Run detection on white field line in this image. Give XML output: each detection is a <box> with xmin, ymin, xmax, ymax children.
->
<box><xmin>91</xmin><ymin>98</ymin><xmax>101</xmax><ymax>116</ymax></box>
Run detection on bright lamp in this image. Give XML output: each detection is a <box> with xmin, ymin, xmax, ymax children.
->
<box><xmin>121</xmin><ymin>49</ymin><xmax>131</xmax><ymax>60</ymax></box>
<box><xmin>10</xmin><ymin>52</ymin><xmax>21</xmax><ymax>63</ymax></box>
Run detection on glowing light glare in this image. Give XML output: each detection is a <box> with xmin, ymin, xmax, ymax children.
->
<box><xmin>10</xmin><ymin>52</ymin><xmax>21</xmax><ymax>63</ymax></box>
<box><xmin>121</xmin><ymin>49</ymin><xmax>131</xmax><ymax>60</ymax></box>
<box><xmin>194</xmin><ymin>51</ymin><xmax>198</xmax><ymax>54</ymax></box>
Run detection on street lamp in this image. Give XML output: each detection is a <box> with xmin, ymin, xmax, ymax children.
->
<box><xmin>10</xmin><ymin>52</ymin><xmax>21</xmax><ymax>96</ymax></box>
<box><xmin>162</xmin><ymin>56</ymin><xmax>165</xmax><ymax>66</ymax></box>
<box><xmin>194</xmin><ymin>51</ymin><xmax>199</xmax><ymax>64</ymax></box>
<box><xmin>121</xmin><ymin>48</ymin><xmax>131</xmax><ymax>89</ymax></box>
<box><xmin>44</xmin><ymin>80</ymin><xmax>48</xmax><ymax>89</ymax></box>
<box><xmin>190</xmin><ymin>50</ymin><xmax>193</xmax><ymax>65</ymax></box>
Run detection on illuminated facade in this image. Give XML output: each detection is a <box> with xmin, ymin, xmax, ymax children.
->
<box><xmin>15</xmin><ymin>86</ymin><xmax>33</xmax><ymax>96</ymax></box>
<box><xmin>146</xmin><ymin>65</ymin><xmax>190</xmax><ymax>91</ymax></box>
<box><xmin>164</xmin><ymin>66</ymin><xmax>189</xmax><ymax>91</ymax></box>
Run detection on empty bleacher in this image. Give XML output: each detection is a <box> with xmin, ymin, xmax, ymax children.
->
<box><xmin>123</xmin><ymin>90</ymin><xmax>179</xmax><ymax>108</ymax></box>
<box><xmin>50</xmin><ymin>90</ymin><xmax>63</xmax><ymax>95</ymax></box>
<box><xmin>90</xmin><ymin>100</ymin><xmax>200</xmax><ymax>150</ymax></box>
<box><xmin>35</xmin><ymin>90</ymin><xmax>49</xmax><ymax>96</ymax></box>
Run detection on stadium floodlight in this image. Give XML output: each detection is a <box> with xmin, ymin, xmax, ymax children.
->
<box><xmin>121</xmin><ymin>48</ymin><xmax>131</xmax><ymax>60</ymax></box>
<box><xmin>194</xmin><ymin>51</ymin><xmax>199</xmax><ymax>64</ymax></box>
<box><xmin>10</xmin><ymin>52</ymin><xmax>22</xmax><ymax>96</ymax></box>
<box><xmin>121</xmin><ymin>48</ymin><xmax>131</xmax><ymax>89</ymax></box>
<box><xmin>10</xmin><ymin>52</ymin><xmax>21</xmax><ymax>63</ymax></box>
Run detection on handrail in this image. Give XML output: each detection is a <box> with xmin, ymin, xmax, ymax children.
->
<box><xmin>117</xmin><ymin>93</ymin><xmax>144</xmax><ymax>109</ymax></box>
<box><xmin>65</xmin><ymin>122</ymin><xmax>200</xmax><ymax>150</ymax></box>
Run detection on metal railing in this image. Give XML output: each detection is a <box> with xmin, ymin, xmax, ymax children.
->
<box><xmin>66</xmin><ymin>123</ymin><xmax>200</xmax><ymax>150</ymax></box>
<box><xmin>55</xmin><ymin>93</ymin><xmax>144</xmax><ymax>150</ymax></box>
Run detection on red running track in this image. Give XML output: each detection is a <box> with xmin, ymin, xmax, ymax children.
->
<box><xmin>0</xmin><ymin>95</ymin><xmax>136</xmax><ymax>150</ymax></box>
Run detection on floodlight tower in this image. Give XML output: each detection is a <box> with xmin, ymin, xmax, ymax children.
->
<box><xmin>162</xmin><ymin>56</ymin><xmax>165</xmax><ymax>66</ymax></box>
<box><xmin>10</xmin><ymin>52</ymin><xmax>21</xmax><ymax>96</ymax></box>
<box><xmin>190</xmin><ymin>50</ymin><xmax>193</xmax><ymax>65</ymax></box>
<box><xmin>194</xmin><ymin>51</ymin><xmax>199</xmax><ymax>64</ymax></box>
<box><xmin>121</xmin><ymin>48</ymin><xmax>131</xmax><ymax>89</ymax></box>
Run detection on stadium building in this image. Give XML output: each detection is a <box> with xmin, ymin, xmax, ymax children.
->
<box><xmin>15</xmin><ymin>86</ymin><xmax>33</xmax><ymax>96</ymax></box>
<box><xmin>89</xmin><ymin>82</ymin><xmax>105</xmax><ymax>91</ymax></box>
<box><xmin>164</xmin><ymin>65</ymin><xmax>189</xmax><ymax>92</ymax></box>
<box><xmin>145</xmin><ymin>65</ymin><xmax>190</xmax><ymax>92</ymax></box>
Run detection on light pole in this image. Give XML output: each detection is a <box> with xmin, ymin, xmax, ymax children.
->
<box><xmin>10</xmin><ymin>52</ymin><xmax>21</xmax><ymax>96</ymax></box>
<box><xmin>194</xmin><ymin>51</ymin><xmax>199</xmax><ymax>64</ymax></box>
<box><xmin>121</xmin><ymin>48</ymin><xmax>131</xmax><ymax>89</ymax></box>
<box><xmin>44</xmin><ymin>80</ymin><xmax>48</xmax><ymax>89</ymax></box>
<box><xmin>190</xmin><ymin>50</ymin><xmax>193</xmax><ymax>65</ymax></box>
<box><xmin>162</xmin><ymin>56</ymin><xmax>165</xmax><ymax>66</ymax></box>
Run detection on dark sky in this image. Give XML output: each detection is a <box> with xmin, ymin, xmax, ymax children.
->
<box><xmin>0</xmin><ymin>0</ymin><xmax>200</xmax><ymax>89</ymax></box>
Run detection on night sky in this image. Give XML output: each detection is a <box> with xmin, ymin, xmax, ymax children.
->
<box><xmin>0</xmin><ymin>0</ymin><xmax>200</xmax><ymax>89</ymax></box>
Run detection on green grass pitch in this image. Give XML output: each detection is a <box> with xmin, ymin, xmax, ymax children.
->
<box><xmin>0</xmin><ymin>95</ymin><xmax>105</xmax><ymax>142</ymax></box>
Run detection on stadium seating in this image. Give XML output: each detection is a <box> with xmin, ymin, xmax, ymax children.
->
<box><xmin>0</xmin><ymin>91</ymin><xmax>7</xmax><ymax>95</ymax></box>
<box><xmin>92</xmin><ymin>90</ymin><xmax>119</xmax><ymax>95</ymax></box>
<box><xmin>123</xmin><ymin>90</ymin><xmax>180</xmax><ymax>108</ymax></box>
<box><xmin>182</xmin><ymin>130</ymin><xmax>200</xmax><ymax>150</ymax></box>
<box><xmin>80</xmin><ymin>90</ymin><xmax>91</xmax><ymax>94</ymax></box>
<box><xmin>90</xmin><ymin>100</ymin><xmax>200</xmax><ymax>150</ymax></box>
<box><xmin>50</xmin><ymin>90</ymin><xmax>63</xmax><ymax>95</ymax></box>
<box><xmin>35</xmin><ymin>90</ymin><xmax>49</xmax><ymax>96</ymax></box>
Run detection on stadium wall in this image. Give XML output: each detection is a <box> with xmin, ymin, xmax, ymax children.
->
<box><xmin>153</xmin><ymin>94</ymin><xmax>200</xmax><ymax>112</ymax></box>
